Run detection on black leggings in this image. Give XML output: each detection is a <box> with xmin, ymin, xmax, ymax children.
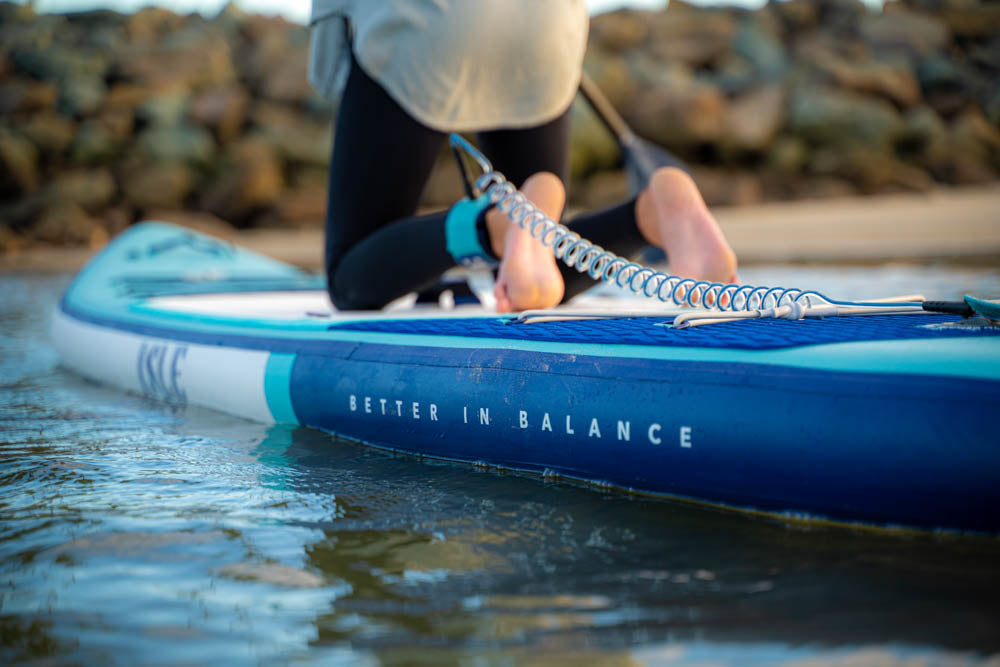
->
<box><xmin>324</xmin><ymin>56</ymin><xmax>647</xmax><ymax>310</ymax></box>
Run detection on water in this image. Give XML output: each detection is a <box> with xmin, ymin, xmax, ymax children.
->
<box><xmin>3</xmin><ymin>267</ymin><xmax>1000</xmax><ymax>666</ymax></box>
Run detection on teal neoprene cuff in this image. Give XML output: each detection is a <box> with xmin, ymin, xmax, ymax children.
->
<box><xmin>445</xmin><ymin>194</ymin><xmax>496</xmax><ymax>267</ymax></box>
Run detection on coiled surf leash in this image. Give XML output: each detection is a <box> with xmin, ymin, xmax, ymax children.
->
<box><xmin>449</xmin><ymin>133</ymin><xmax>999</xmax><ymax>329</ymax></box>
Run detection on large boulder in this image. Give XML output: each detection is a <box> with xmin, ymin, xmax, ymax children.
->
<box><xmin>860</xmin><ymin>7</ymin><xmax>951</xmax><ymax>58</ymax></box>
<box><xmin>200</xmin><ymin>138</ymin><xmax>285</xmax><ymax>224</ymax></box>
<box><xmin>133</xmin><ymin>123</ymin><xmax>216</xmax><ymax>167</ymax></box>
<box><xmin>721</xmin><ymin>84</ymin><xmax>787</xmax><ymax>154</ymax></box>
<box><xmin>120</xmin><ymin>159</ymin><xmax>195</xmax><ymax>211</ymax></box>
<box><xmin>0</xmin><ymin>126</ymin><xmax>39</xmax><ymax>195</ymax></box>
<box><xmin>789</xmin><ymin>86</ymin><xmax>904</xmax><ymax>150</ymax></box>
<box><xmin>625</xmin><ymin>78</ymin><xmax>728</xmax><ymax>151</ymax></box>
<box><xmin>20</xmin><ymin>112</ymin><xmax>76</xmax><ymax>156</ymax></box>
<box><xmin>646</xmin><ymin>5</ymin><xmax>736</xmax><ymax>69</ymax></box>
<box><xmin>188</xmin><ymin>85</ymin><xmax>249</xmax><ymax>143</ymax></box>
<box><xmin>71</xmin><ymin>109</ymin><xmax>134</xmax><ymax>165</ymax></box>
<box><xmin>250</xmin><ymin>102</ymin><xmax>332</xmax><ymax>167</ymax></box>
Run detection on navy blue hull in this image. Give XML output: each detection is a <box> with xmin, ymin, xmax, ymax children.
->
<box><xmin>291</xmin><ymin>342</ymin><xmax>1000</xmax><ymax>532</ymax></box>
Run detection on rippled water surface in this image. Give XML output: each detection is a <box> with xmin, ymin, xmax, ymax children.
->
<box><xmin>3</xmin><ymin>268</ymin><xmax>1000</xmax><ymax>666</ymax></box>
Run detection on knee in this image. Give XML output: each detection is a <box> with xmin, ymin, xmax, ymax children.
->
<box><xmin>326</xmin><ymin>279</ymin><xmax>371</xmax><ymax>311</ymax></box>
<box><xmin>325</xmin><ymin>263</ymin><xmax>387</xmax><ymax>311</ymax></box>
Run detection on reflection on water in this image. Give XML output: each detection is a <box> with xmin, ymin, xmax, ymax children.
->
<box><xmin>2</xmin><ymin>271</ymin><xmax>1000</xmax><ymax>665</ymax></box>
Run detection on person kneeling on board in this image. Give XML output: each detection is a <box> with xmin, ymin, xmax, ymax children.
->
<box><xmin>308</xmin><ymin>0</ymin><xmax>739</xmax><ymax>312</ymax></box>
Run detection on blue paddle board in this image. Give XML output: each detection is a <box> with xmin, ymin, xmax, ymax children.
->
<box><xmin>52</xmin><ymin>222</ymin><xmax>1000</xmax><ymax>533</ymax></box>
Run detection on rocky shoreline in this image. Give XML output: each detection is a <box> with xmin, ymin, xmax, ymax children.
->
<box><xmin>1</xmin><ymin>0</ymin><xmax>998</xmax><ymax>254</ymax></box>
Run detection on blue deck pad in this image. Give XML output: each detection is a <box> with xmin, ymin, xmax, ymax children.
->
<box><xmin>332</xmin><ymin>314</ymin><xmax>1000</xmax><ymax>350</ymax></box>
<box><xmin>289</xmin><ymin>342</ymin><xmax>1000</xmax><ymax>532</ymax></box>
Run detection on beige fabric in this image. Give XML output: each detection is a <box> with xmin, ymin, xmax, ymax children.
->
<box><xmin>308</xmin><ymin>0</ymin><xmax>589</xmax><ymax>131</ymax></box>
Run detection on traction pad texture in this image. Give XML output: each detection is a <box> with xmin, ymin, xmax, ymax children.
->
<box><xmin>334</xmin><ymin>314</ymin><xmax>999</xmax><ymax>350</ymax></box>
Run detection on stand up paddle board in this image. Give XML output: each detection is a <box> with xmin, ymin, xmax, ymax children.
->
<box><xmin>52</xmin><ymin>222</ymin><xmax>1000</xmax><ymax>532</ymax></box>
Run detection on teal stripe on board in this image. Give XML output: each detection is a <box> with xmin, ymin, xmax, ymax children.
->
<box><xmin>264</xmin><ymin>353</ymin><xmax>298</xmax><ymax>424</ymax></box>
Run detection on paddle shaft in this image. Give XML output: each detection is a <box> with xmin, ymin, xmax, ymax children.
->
<box><xmin>578</xmin><ymin>72</ymin><xmax>690</xmax><ymax>191</ymax></box>
<box><xmin>578</xmin><ymin>71</ymin><xmax>636</xmax><ymax>145</ymax></box>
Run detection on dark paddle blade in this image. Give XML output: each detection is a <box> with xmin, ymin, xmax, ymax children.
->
<box><xmin>579</xmin><ymin>72</ymin><xmax>690</xmax><ymax>197</ymax></box>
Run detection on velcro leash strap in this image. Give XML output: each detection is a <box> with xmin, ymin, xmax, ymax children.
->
<box><xmin>445</xmin><ymin>193</ymin><xmax>497</xmax><ymax>268</ymax></box>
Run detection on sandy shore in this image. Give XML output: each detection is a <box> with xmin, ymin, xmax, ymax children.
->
<box><xmin>4</xmin><ymin>185</ymin><xmax>999</xmax><ymax>274</ymax></box>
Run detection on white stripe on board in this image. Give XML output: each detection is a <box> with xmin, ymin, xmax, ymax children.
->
<box><xmin>50</xmin><ymin>309</ymin><xmax>277</xmax><ymax>424</ymax></box>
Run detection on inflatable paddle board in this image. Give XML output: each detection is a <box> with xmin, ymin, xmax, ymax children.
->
<box><xmin>52</xmin><ymin>222</ymin><xmax>1000</xmax><ymax>532</ymax></box>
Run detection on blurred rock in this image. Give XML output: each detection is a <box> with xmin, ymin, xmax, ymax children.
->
<box><xmin>58</xmin><ymin>75</ymin><xmax>106</xmax><ymax>117</ymax></box>
<box><xmin>860</xmin><ymin>7</ymin><xmax>951</xmax><ymax>57</ymax></box>
<box><xmin>987</xmin><ymin>88</ymin><xmax>1000</xmax><ymax>127</ymax></box>
<box><xmin>588</xmin><ymin>9</ymin><xmax>649</xmax><ymax>52</ymax></box>
<box><xmin>582</xmin><ymin>51</ymin><xmax>637</xmax><ymax>110</ymax></box>
<box><xmin>690</xmin><ymin>167</ymin><xmax>763</xmax><ymax>207</ymax></box>
<box><xmin>273</xmin><ymin>184</ymin><xmax>327</xmax><ymax>226</ymax></box>
<box><xmin>251</xmin><ymin>102</ymin><xmax>331</xmax><ymax>166</ymax></box>
<box><xmin>259</xmin><ymin>56</ymin><xmax>312</xmax><ymax>106</ymax></box>
<box><xmin>135</xmin><ymin>81</ymin><xmax>190</xmax><ymax>127</ymax></box>
<box><xmin>801</xmin><ymin>41</ymin><xmax>922</xmax><ymax>107</ymax></box>
<box><xmin>10</xmin><ymin>45</ymin><xmax>110</xmax><ymax>82</ymax></box>
<box><xmin>188</xmin><ymin>85</ymin><xmax>249</xmax><ymax>143</ymax></box>
<box><xmin>105</xmin><ymin>83</ymin><xmax>154</xmax><ymax>110</ymax></box>
<box><xmin>102</xmin><ymin>206</ymin><xmax>132</xmax><ymax>237</ymax></box>
<box><xmin>0</xmin><ymin>126</ymin><xmax>40</xmax><ymax>194</ymax></box>
<box><xmin>916</xmin><ymin>55</ymin><xmax>977</xmax><ymax>116</ymax></box>
<box><xmin>0</xmin><ymin>223</ymin><xmax>27</xmax><ymax>256</ymax></box>
<box><xmin>125</xmin><ymin>6</ymin><xmax>185</xmax><ymax>42</ymax></box>
<box><xmin>46</xmin><ymin>169</ymin><xmax>117</xmax><ymax>212</ymax></box>
<box><xmin>627</xmin><ymin>80</ymin><xmax>727</xmax><ymax>150</ymax></box>
<box><xmin>0</xmin><ymin>1</ymin><xmax>36</xmax><ymax>23</ymax></box>
<box><xmin>242</xmin><ymin>15</ymin><xmax>314</xmax><ymax>105</ymax></box>
<box><xmin>789</xmin><ymin>86</ymin><xmax>904</xmax><ymax>150</ymax></box>
<box><xmin>898</xmin><ymin>106</ymin><xmax>949</xmax><ymax>161</ymax></box>
<box><xmin>116</xmin><ymin>22</ymin><xmax>234</xmax><ymax>90</ymax></box>
<box><xmin>704</xmin><ymin>54</ymin><xmax>759</xmax><ymax>96</ymax></box>
<box><xmin>0</xmin><ymin>80</ymin><xmax>58</xmax><ymax>115</ymax></box>
<box><xmin>570</xmin><ymin>99</ymin><xmax>621</xmax><ymax>179</ymax></box>
<box><xmin>772</xmin><ymin>0</ymin><xmax>819</xmax><ymax>32</ymax></box>
<box><xmin>809</xmin><ymin>145</ymin><xmax>931</xmax><ymax>193</ymax></box>
<box><xmin>951</xmin><ymin>108</ymin><xmax>1000</xmax><ymax>170</ymax></box>
<box><xmin>722</xmin><ymin>85</ymin><xmax>786</xmax><ymax>153</ymax></box>
<box><xmin>938</xmin><ymin>5</ymin><xmax>1000</xmax><ymax>39</ymax></box>
<box><xmin>20</xmin><ymin>112</ymin><xmax>76</xmax><ymax>156</ymax></box>
<box><xmin>647</xmin><ymin>8</ymin><xmax>736</xmax><ymax>68</ymax></box>
<box><xmin>968</xmin><ymin>36</ymin><xmax>1000</xmax><ymax>72</ymax></box>
<box><xmin>790</xmin><ymin>176</ymin><xmax>858</xmax><ymax>200</ymax></box>
<box><xmin>120</xmin><ymin>160</ymin><xmax>194</xmax><ymax>210</ymax></box>
<box><xmin>766</xmin><ymin>136</ymin><xmax>810</xmax><ymax>175</ymax></box>
<box><xmin>732</xmin><ymin>18</ymin><xmax>788</xmax><ymax>81</ymax></box>
<box><xmin>815</xmin><ymin>0</ymin><xmax>867</xmax><ymax>36</ymax></box>
<box><xmin>212</xmin><ymin>2</ymin><xmax>250</xmax><ymax>35</ymax></box>
<box><xmin>201</xmin><ymin>138</ymin><xmax>284</xmax><ymax>224</ymax></box>
<box><xmin>71</xmin><ymin>109</ymin><xmax>134</xmax><ymax>165</ymax></box>
<box><xmin>30</xmin><ymin>201</ymin><xmax>105</xmax><ymax>247</ymax></box>
<box><xmin>134</xmin><ymin>123</ymin><xmax>216</xmax><ymax>167</ymax></box>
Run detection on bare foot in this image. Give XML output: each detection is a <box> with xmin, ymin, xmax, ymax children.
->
<box><xmin>486</xmin><ymin>172</ymin><xmax>566</xmax><ymax>313</ymax></box>
<box><xmin>635</xmin><ymin>167</ymin><xmax>739</xmax><ymax>285</ymax></box>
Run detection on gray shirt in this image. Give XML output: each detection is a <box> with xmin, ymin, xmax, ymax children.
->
<box><xmin>308</xmin><ymin>0</ymin><xmax>589</xmax><ymax>131</ymax></box>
